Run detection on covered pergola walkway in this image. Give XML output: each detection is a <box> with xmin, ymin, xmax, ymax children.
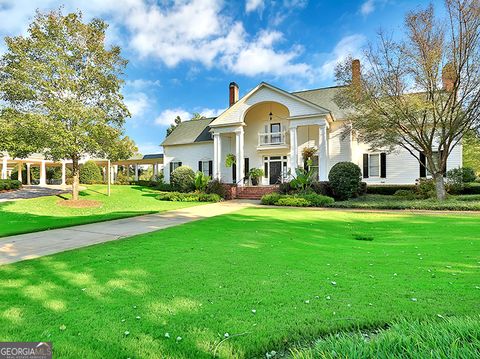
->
<box><xmin>0</xmin><ymin>152</ymin><xmax>163</xmax><ymax>186</ymax></box>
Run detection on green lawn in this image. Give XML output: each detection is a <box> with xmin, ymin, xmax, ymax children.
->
<box><xmin>0</xmin><ymin>207</ymin><xmax>479</xmax><ymax>358</ymax></box>
<box><xmin>0</xmin><ymin>185</ymin><xmax>199</xmax><ymax>237</ymax></box>
<box><xmin>331</xmin><ymin>194</ymin><xmax>480</xmax><ymax>210</ymax></box>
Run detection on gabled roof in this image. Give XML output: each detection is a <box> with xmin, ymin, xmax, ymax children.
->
<box><xmin>161</xmin><ymin>118</ymin><xmax>214</xmax><ymax>146</ymax></box>
<box><xmin>209</xmin><ymin>82</ymin><xmax>331</xmax><ymax>127</ymax></box>
<box><xmin>292</xmin><ymin>85</ymin><xmax>348</xmax><ymax>120</ymax></box>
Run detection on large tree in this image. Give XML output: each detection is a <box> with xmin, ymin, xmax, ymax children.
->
<box><xmin>335</xmin><ymin>0</ymin><xmax>480</xmax><ymax>200</ymax></box>
<box><xmin>0</xmin><ymin>10</ymin><xmax>133</xmax><ymax>200</ymax></box>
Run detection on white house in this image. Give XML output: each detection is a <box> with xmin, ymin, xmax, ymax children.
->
<box><xmin>161</xmin><ymin>61</ymin><xmax>462</xmax><ymax>186</ymax></box>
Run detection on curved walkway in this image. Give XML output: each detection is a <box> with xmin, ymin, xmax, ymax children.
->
<box><xmin>0</xmin><ymin>200</ymin><xmax>255</xmax><ymax>265</ymax></box>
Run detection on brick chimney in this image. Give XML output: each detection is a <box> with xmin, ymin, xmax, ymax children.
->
<box><xmin>442</xmin><ymin>63</ymin><xmax>456</xmax><ymax>92</ymax></box>
<box><xmin>351</xmin><ymin>59</ymin><xmax>361</xmax><ymax>91</ymax></box>
<box><xmin>229</xmin><ymin>82</ymin><xmax>239</xmax><ymax>107</ymax></box>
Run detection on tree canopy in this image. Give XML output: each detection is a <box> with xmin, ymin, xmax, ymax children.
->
<box><xmin>334</xmin><ymin>0</ymin><xmax>480</xmax><ymax>200</ymax></box>
<box><xmin>0</xmin><ymin>10</ymin><xmax>134</xmax><ymax>199</ymax></box>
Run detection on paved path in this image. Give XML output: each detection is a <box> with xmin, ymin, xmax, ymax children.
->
<box><xmin>0</xmin><ymin>185</ymin><xmax>70</xmax><ymax>202</ymax></box>
<box><xmin>0</xmin><ymin>200</ymin><xmax>256</xmax><ymax>266</ymax></box>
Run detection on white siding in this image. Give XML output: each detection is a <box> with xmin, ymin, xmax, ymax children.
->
<box><xmin>327</xmin><ymin>121</ymin><xmax>352</xmax><ymax>172</ymax></box>
<box><xmin>163</xmin><ymin>142</ymin><xmax>214</xmax><ymax>183</ymax></box>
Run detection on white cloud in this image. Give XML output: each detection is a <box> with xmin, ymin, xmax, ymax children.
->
<box><xmin>136</xmin><ymin>142</ymin><xmax>162</xmax><ymax>155</ymax></box>
<box><xmin>126</xmin><ymin>78</ymin><xmax>161</xmax><ymax>89</ymax></box>
<box><xmin>125</xmin><ymin>92</ymin><xmax>149</xmax><ymax>118</ymax></box>
<box><xmin>154</xmin><ymin>108</ymin><xmax>192</xmax><ymax>126</ymax></box>
<box><xmin>360</xmin><ymin>0</ymin><xmax>375</xmax><ymax>16</ymax></box>
<box><xmin>154</xmin><ymin>107</ymin><xmax>224</xmax><ymax>126</ymax></box>
<box><xmin>319</xmin><ymin>34</ymin><xmax>366</xmax><ymax>80</ymax></box>
<box><xmin>246</xmin><ymin>0</ymin><xmax>264</xmax><ymax>13</ymax></box>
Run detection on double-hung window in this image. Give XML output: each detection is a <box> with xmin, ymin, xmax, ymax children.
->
<box><xmin>369</xmin><ymin>154</ymin><xmax>380</xmax><ymax>177</ymax></box>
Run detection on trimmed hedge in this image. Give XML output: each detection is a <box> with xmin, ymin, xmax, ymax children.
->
<box><xmin>328</xmin><ymin>162</ymin><xmax>362</xmax><ymax>200</ymax></box>
<box><xmin>130</xmin><ymin>180</ymin><xmax>157</xmax><ymax>187</ymax></box>
<box><xmin>462</xmin><ymin>183</ymin><xmax>480</xmax><ymax>195</ymax></box>
<box><xmin>261</xmin><ymin>193</ymin><xmax>334</xmax><ymax>207</ymax></box>
<box><xmin>366</xmin><ymin>185</ymin><xmax>416</xmax><ymax>195</ymax></box>
<box><xmin>171</xmin><ymin>166</ymin><xmax>195</xmax><ymax>192</ymax></box>
<box><xmin>156</xmin><ymin>191</ymin><xmax>221</xmax><ymax>202</ymax></box>
<box><xmin>79</xmin><ymin>160</ymin><xmax>103</xmax><ymax>184</ymax></box>
<box><xmin>0</xmin><ymin>179</ymin><xmax>22</xmax><ymax>191</ymax></box>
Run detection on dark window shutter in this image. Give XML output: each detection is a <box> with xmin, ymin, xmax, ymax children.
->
<box><xmin>244</xmin><ymin>158</ymin><xmax>249</xmax><ymax>177</ymax></box>
<box><xmin>232</xmin><ymin>163</ymin><xmax>236</xmax><ymax>183</ymax></box>
<box><xmin>198</xmin><ymin>161</ymin><xmax>202</xmax><ymax>172</ymax></box>
<box><xmin>304</xmin><ymin>160</ymin><xmax>309</xmax><ymax>171</ymax></box>
<box><xmin>264</xmin><ymin>162</ymin><xmax>268</xmax><ymax>178</ymax></box>
<box><xmin>179</xmin><ymin>162</ymin><xmax>182</xmax><ymax>167</ymax></box>
<box><xmin>208</xmin><ymin>161</ymin><xmax>213</xmax><ymax>177</ymax></box>
<box><xmin>419</xmin><ymin>152</ymin><xmax>426</xmax><ymax>178</ymax></box>
<box><xmin>380</xmin><ymin>153</ymin><xmax>387</xmax><ymax>178</ymax></box>
<box><xmin>363</xmin><ymin>154</ymin><xmax>369</xmax><ymax>178</ymax></box>
<box><xmin>169</xmin><ymin>162</ymin><xmax>173</xmax><ymax>174</ymax></box>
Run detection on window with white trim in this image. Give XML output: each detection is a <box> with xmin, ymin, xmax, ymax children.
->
<box><xmin>201</xmin><ymin>160</ymin><xmax>210</xmax><ymax>177</ymax></box>
<box><xmin>171</xmin><ymin>161</ymin><xmax>181</xmax><ymax>172</ymax></box>
<box><xmin>369</xmin><ymin>154</ymin><xmax>380</xmax><ymax>177</ymax></box>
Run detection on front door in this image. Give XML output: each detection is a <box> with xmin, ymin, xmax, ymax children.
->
<box><xmin>269</xmin><ymin>161</ymin><xmax>281</xmax><ymax>185</ymax></box>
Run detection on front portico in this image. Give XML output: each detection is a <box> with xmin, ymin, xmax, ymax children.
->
<box><xmin>209</xmin><ymin>82</ymin><xmax>331</xmax><ymax>186</ymax></box>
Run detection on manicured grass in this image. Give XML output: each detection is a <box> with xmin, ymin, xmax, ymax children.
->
<box><xmin>0</xmin><ymin>208</ymin><xmax>478</xmax><ymax>358</ymax></box>
<box><xmin>0</xmin><ymin>185</ymin><xmax>200</xmax><ymax>237</ymax></box>
<box><xmin>330</xmin><ymin>194</ymin><xmax>480</xmax><ymax>210</ymax></box>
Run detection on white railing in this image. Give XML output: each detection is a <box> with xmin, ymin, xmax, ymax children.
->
<box><xmin>258</xmin><ymin>131</ymin><xmax>287</xmax><ymax>146</ymax></box>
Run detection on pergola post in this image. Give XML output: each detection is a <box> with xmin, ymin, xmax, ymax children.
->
<box><xmin>61</xmin><ymin>161</ymin><xmax>66</xmax><ymax>186</ymax></box>
<box><xmin>107</xmin><ymin>160</ymin><xmax>111</xmax><ymax>196</ymax></box>
<box><xmin>134</xmin><ymin>163</ymin><xmax>139</xmax><ymax>181</ymax></box>
<box><xmin>153</xmin><ymin>163</ymin><xmax>158</xmax><ymax>181</ymax></box>
<box><xmin>26</xmin><ymin>163</ymin><xmax>31</xmax><ymax>185</ymax></box>
<box><xmin>1</xmin><ymin>156</ymin><xmax>7</xmax><ymax>180</ymax></box>
<box><xmin>39</xmin><ymin>160</ymin><xmax>46</xmax><ymax>186</ymax></box>
<box><xmin>17</xmin><ymin>162</ymin><xmax>23</xmax><ymax>183</ymax></box>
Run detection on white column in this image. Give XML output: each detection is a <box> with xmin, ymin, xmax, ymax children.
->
<box><xmin>61</xmin><ymin>161</ymin><xmax>66</xmax><ymax>186</ymax></box>
<box><xmin>39</xmin><ymin>160</ymin><xmax>46</xmax><ymax>186</ymax></box>
<box><xmin>17</xmin><ymin>163</ymin><xmax>23</xmax><ymax>183</ymax></box>
<box><xmin>1</xmin><ymin>156</ymin><xmax>7</xmax><ymax>179</ymax></box>
<box><xmin>319</xmin><ymin>125</ymin><xmax>328</xmax><ymax>181</ymax></box>
<box><xmin>153</xmin><ymin>163</ymin><xmax>158</xmax><ymax>179</ymax></box>
<box><xmin>113</xmin><ymin>165</ymin><xmax>118</xmax><ymax>182</ymax></box>
<box><xmin>213</xmin><ymin>133</ymin><xmax>222</xmax><ymax>180</ymax></box>
<box><xmin>134</xmin><ymin>163</ymin><xmax>139</xmax><ymax>181</ymax></box>
<box><xmin>289</xmin><ymin>126</ymin><xmax>298</xmax><ymax>175</ymax></box>
<box><xmin>235</xmin><ymin>127</ymin><xmax>244</xmax><ymax>186</ymax></box>
<box><xmin>26</xmin><ymin>163</ymin><xmax>31</xmax><ymax>185</ymax></box>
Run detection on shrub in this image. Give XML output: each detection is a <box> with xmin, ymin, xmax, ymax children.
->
<box><xmin>205</xmin><ymin>179</ymin><xmax>228</xmax><ymax>198</ymax></box>
<box><xmin>301</xmin><ymin>193</ymin><xmax>335</xmax><ymax>206</ymax></box>
<box><xmin>311</xmin><ymin>181</ymin><xmax>334</xmax><ymax>196</ymax></box>
<box><xmin>79</xmin><ymin>160</ymin><xmax>103</xmax><ymax>184</ymax></box>
<box><xmin>415</xmin><ymin>178</ymin><xmax>436</xmax><ymax>199</ymax></box>
<box><xmin>276</xmin><ymin>197</ymin><xmax>310</xmax><ymax>207</ymax></box>
<box><xmin>462</xmin><ymin>182</ymin><xmax>480</xmax><ymax>195</ymax></box>
<box><xmin>446</xmin><ymin>168</ymin><xmax>465</xmax><ymax>194</ymax></box>
<box><xmin>290</xmin><ymin>167</ymin><xmax>316</xmax><ymax>193</ymax></box>
<box><xmin>170</xmin><ymin>166</ymin><xmax>195</xmax><ymax>192</ymax></box>
<box><xmin>156</xmin><ymin>191</ymin><xmax>221</xmax><ymax>202</ymax></box>
<box><xmin>260</xmin><ymin>192</ymin><xmax>282</xmax><ymax>205</ymax></box>
<box><xmin>462</xmin><ymin>167</ymin><xmax>477</xmax><ymax>183</ymax></box>
<box><xmin>358</xmin><ymin>181</ymin><xmax>367</xmax><ymax>195</ymax></box>
<box><xmin>260</xmin><ymin>193</ymin><xmax>334</xmax><ymax>207</ymax></box>
<box><xmin>278</xmin><ymin>181</ymin><xmax>292</xmax><ymax>194</ymax></box>
<box><xmin>394</xmin><ymin>189</ymin><xmax>417</xmax><ymax>200</ymax></box>
<box><xmin>131</xmin><ymin>180</ymin><xmax>157</xmax><ymax>187</ymax></box>
<box><xmin>155</xmin><ymin>182</ymin><xmax>172</xmax><ymax>191</ymax></box>
<box><xmin>367</xmin><ymin>185</ymin><xmax>416</xmax><ymax>195</ymax></box>
<box><xmin>0</xmin><ymin>179</ymin><xmax>22</xmax><ymax>191</ymax></box>
<box><xmin>115</xmin><ymin>171</ymin><xmax>130</xmax><ymax>185</ymax></box>
<box><xmin>194</xmin><ymin>172</ymin><xmax>210</xmax><ymax>192</ymax></box>
<box><xmin>328</xmin><ymin>162</ymin><xmax>362</xmax><ymax>200</ymax></box>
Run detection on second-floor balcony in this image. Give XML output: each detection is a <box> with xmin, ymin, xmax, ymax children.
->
<box><xmin>258</xmin><ymin>130</ymin><xmax>288</xmax><ymax>148</ymax></box>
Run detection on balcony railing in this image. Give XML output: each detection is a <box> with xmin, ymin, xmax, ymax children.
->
<box><xmin>258</xmin><ymin>131</ymin><xmax>287</xmax><ymax>146</ymax></box>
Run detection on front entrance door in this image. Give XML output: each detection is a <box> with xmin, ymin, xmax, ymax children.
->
<box><xmin>269</xmin><ymin>161</ymin><xmax>281</xmax><ymax>185</ymax></box>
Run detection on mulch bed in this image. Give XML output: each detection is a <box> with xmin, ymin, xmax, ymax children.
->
<box><xmin>56</xmin><ymin>199</ymin><xmax>102</xmax><ymax>208</ymax></box>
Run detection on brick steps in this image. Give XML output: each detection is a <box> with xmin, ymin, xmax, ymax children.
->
<box><xmin>236</xmin><ymin>185</ymin><xmax>278</xmax><ymax>200</ymax></box>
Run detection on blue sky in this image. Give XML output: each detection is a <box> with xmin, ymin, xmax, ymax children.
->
<box><xmin>0</xmin><ymin>0</ymin><xmax>437</xmax><ymax>155</ymax></box>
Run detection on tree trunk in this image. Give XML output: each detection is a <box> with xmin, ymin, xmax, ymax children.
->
<box><xmin>434</xmin><ymin>174</ymin><xmax>446</xmax><ymax>201</ymax></box>
<box><xmin>71</xmin><ymin>156</ymin><xmax>80</xmax><ymax>201</ymax></box>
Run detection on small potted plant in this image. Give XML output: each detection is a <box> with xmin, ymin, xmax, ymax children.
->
<box><xmin>248</xmin><ymin>168</ymin><xmax>264</xmax><ymax>186</ymax></box>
